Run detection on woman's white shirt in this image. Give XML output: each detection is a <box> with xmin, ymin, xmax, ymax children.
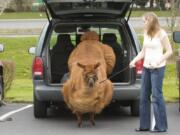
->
<box><xmin>143</xmin><ymin>29</ymin><xmax>168</xmax><ymax>68</ymax></box>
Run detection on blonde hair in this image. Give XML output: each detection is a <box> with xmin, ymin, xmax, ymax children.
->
<box><xmin>143</xmin><ymin>12</ymin><xmax>160</xmax><ymax>38</ymax></box>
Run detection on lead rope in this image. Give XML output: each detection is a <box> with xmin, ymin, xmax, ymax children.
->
<box><xmin>99</xmin><ymin>66</ymin><xmax>130</xmax><ymax>84</ymax></box>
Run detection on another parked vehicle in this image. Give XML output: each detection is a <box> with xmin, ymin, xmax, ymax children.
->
<box><xmin>173</xmin><ymin>31</ymin><xmax>180</xmax><ymax>112</ymax></box>
<box><xmin>0</xmin><ymin>44</ymin><xmax>4</xmax><ymax>106</ymax></box>
<box><xmin>29</xmin><ymin>0</ymin><xmax>143</xmax><ymax>118</ymax></box>
<box><xmin>173</xmin><ymin>32</ymin><xmax>180</xmax><ymax>43</ymax></box>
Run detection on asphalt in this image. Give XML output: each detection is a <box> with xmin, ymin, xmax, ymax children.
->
<box><xmin>0</xmin><ymin>17</ymin><xmax>179</xmax><ymax>29</ymax></box>
<box><xmin>0</xmin><ymin>103</ymin><xmax>180</xmax><ymax>135</ymax></box>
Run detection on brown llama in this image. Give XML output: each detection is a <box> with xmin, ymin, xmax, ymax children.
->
<box><xmin>62</xmin><ymin>31</ymin><xmax>115</xmax><ymax>127</ymax></box>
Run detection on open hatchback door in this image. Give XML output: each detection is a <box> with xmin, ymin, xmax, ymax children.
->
<box><xmin>43</xmin><ymin>0</ymin><xmax>134</xmax><ymax>20</ymax></box>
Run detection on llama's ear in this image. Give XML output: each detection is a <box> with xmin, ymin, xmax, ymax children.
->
<box><xmin>94</xmin><ymin>62</ymin><xmax>100</xmax><ymax>69</ymax></box>
<box><xmin>77</xmin><ymin>62</ymin><xmax>85</xmax><ymax>69</ymax></box>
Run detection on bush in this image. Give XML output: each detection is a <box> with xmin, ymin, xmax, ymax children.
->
<box><xmin>135</xmin><ymin>0</ymin><xmax>147</xmax><ymax>7</ymax></box>
<box><xmin>4</xmin><ymin>8</ymin><xmax>16</xmax><ymax>13</ymax></box>
<box><xmin>1</xmin><ymin>60</ymin><xmax>16</xmax><ymax>96</ymax></box>
<box><xmin>8</xmin><ymin>0</ymin><xmax>34</xmax><ymax>12</ymax></box>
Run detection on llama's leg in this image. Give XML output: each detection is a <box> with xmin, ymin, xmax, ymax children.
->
<box><xmin>62</xmin><ymin>82</ymin><xmax>71</xmax><ymax>104</ymax></box>
<box><xmin>96</xmin><ymin>80</ymin><xmax>113</xmax><ymax>113</ymax></box>
<box><xmin>90</xmin><ymin>113</ymin><xmax>95</xmax><ymax>126</ymax></box>
<box><xmin>62</xmin><ymin>81</ymin><xmax>74</xmax><ymax>109</ymax></box>
<box><xmin>104</xmin><ymin>80</ymin><xmax>113</xmax><ymax>106</ymax></box>
<box><xmin>75</xmin><ymin>112</ymin><xmax>82</xmax><ymax>127</ymax></box>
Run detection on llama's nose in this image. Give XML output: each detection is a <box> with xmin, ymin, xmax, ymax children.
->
<box><xmin>89</xmin><ymin>79</ymin><xmax>94</xmax><ymax>88</ymax></box>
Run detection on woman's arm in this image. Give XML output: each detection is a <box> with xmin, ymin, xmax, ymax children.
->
<box><xmin>129</xmin><ymin>46</ymin><xmax>145</xmax><ymax>67</ymax></box>
<box><xmin>150</xmin><ymin>35</ymin><xmax>172</xmax><ymax>68</ymax></box>
<box><xmin>159</xmin><ymin>36</ymin><xmax>173</xmax><ymax>64</ymax></box>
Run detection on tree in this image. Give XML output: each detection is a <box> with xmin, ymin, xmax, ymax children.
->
<box><xmin>14</xmin><ymin>0</ymin><xmax>23</xmax><ymax>12</ymax></box>
<box><xmin>166</xmin><ymin>0</ymin><xmax>180</xmax><ymax>59</ymax></box>
<box><xmin>150</xmin><ymin>0</ymin><xmax>154</xmax><ymax>8</ymax></box>
<box><xmin>10</xmin><ymin>0</ymin><xmax>35</xmax><ymax>12</ymax></box>
<box><xmin>135</xmin><ymin>0</ymin><xmax>148</xmax><ymax>8</ymax></box>
<box><xmin>0</xmin><ymin>0</ymin><xmax>12</xmax><ymax>15</ymax></box>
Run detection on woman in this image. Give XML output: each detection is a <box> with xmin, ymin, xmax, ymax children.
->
<box><xmin>130</xmin><ymin>12</ymin><xmax>173</xmax><ymax>132</ymax></box>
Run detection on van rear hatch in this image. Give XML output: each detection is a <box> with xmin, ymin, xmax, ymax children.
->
<box><xmin>43</xmin><ymin>0</ymin><xmax>133</xmax><ymax>19</ymax></box>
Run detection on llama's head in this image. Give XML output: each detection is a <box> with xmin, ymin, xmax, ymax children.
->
<box><xmin>77</xmin><ymin>62</ymin><xmax>100</xmax><ymax>88</ymax></box>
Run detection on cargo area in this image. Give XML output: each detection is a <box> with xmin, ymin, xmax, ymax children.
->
<box><xmin>48</xmin><ymin>23</ymin><xmax>131</xmax><ymax>84</ymax></box>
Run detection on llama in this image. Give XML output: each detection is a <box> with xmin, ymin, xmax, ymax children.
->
<box><xmin>62</xmin><ymin>31</ymin><xmax>115</xmax><ymax>127</ymax></box>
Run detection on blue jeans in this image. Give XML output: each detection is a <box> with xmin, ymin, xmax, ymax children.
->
<box><xmin>139</xmin><ymin>66</ymin><xmax>168</xmax><ymax>131</ymax></box>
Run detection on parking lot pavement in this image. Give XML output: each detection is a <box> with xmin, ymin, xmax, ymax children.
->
<box><xmin>0</xmin><ymin>103</ymin><xmax>180</xmax><ymax>135</ymax></box>
<box><xmin>0</xmin><ymin>103</ymin><xmax>30</xmax><ymax>116</ymax></box>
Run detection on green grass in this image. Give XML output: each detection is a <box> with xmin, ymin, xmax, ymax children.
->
<box><xmin>0</xmin><ymin>37</ymin><xmax>179</xmax><ymax>102</ymax></box>
<box><xmin>0</xmin><ymin>10</ymin><xmax>176</xmax><ymax>19</ymax></box>
<box><xmin>0</xmin><ymin>37</ymin><xmax>38</xmax><ymax>79</ymax></box>
<box><xmin>0</xmin><ymin>12</ymin><xmax>46</xmax><ymax>19</ymax></box>
<box><xmin>163</xmin><ymin>64</ymin><xmax>179</xmax><ymax>102</ymax></box>
<box><xmin>5</xmin><ymin>79</ymin><xmax>33</xmax><ymax>102</ymax></box>
<box><xmin>131</xmin><ymin>10</ymin><xmax>173</xmax><ymax>17</ymax></box>
<box><xmin>0</xmin><ymin>37</ymin><xmax>38</xmax><ymax>102</ymax></box>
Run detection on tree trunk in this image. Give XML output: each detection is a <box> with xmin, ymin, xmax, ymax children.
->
<box><xmin>15</xmin><ymin>0</ymin><xmax>24</xmax><ymax>12</ymax></box>
<box><xmin>168</xmin><ymin>0</ymin><xmax>179</xmax><ymax>61</ymax></box>
<box><xmin>0</xmin><ymin>0</ymin><xmax>12</xmax><ymax>15</ymax></box>
<box><xmin>150</xmin><ymin>0</ymin><xmax>154</xmax><ymax>8</ymax></box>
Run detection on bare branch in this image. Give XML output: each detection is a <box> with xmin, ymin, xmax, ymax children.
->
<box><xmin>0</xmin><ymin>0</ymin><xmax>12</xmax><ymax>15</ymax></box>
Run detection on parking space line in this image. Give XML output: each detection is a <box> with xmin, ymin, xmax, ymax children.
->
<box><xmin>0</xmin><ymin>104</ymin><xmax>33</xmax><ymax>122</ymax></box>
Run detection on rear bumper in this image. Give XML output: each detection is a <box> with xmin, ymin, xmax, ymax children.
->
<box><xmin>34</xmin><ymin>80</ymin><xmax>141</xmax><ymax>101</ymax></box>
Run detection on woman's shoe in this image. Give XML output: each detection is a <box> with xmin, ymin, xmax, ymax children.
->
<box><xmin>150</xmin><ymin>129</ymin><xmax>167</xmax><ymax>133</ymax></box>
<box><xmin>135</xmin><ymin>128</ymin><xmax>149</xmax><ymax>132</ymax></box>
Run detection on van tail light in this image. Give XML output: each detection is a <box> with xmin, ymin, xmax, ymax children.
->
<box><xmin>32</xmin><ymin>57</ymin><xmax>44</xmax><ymax>79</ymax></box>
<box><xmin>135</xmin><ymin>59</ymin><xmax>144</xmax><ymax>75</ymax></box>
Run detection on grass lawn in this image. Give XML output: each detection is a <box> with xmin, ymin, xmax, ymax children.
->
<box><xmin>0</xmin><ymin>37</ymin><xmax>37</xmax><ymax>102</ymax></box>
<box><xmin>0</xmin><ymin>10</ymin><xmax>176</xmax><ymax>19</ymax></box>
<box><xmin>0</xmin><ymin>12</ymin><xmax>46</xmax><ymax>19</ymax></box>
<box><xmin>163</xmin><ymin>64</ymin><xmax>179</xmax><ymax>102</ymax></box>
<box><xmin>0</xmin><ymin>37</ymin><xmax>179</xmax><ymax>102</ymax></box>
<box><xmin>0</xmin><ymin>37</ymin><xmax>38</xmax><ymax>79</ymax></box>
<box><xmin>5</xmin><ymin>79</ymin><xmax>33</xmax><ymax>103</ymax></box>
<box><xmin>131</xmin><ymin>10</ymin><xmax>173</xmax><ymax>17</ymax></box>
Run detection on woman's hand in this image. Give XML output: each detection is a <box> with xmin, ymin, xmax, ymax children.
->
<box><xmin>129</xmin><ymin>61</ymin><xmax>136</xmax><ymax>68</ymax></box>
<box><xmin>149</xmin><ymin>61</ymin><xmax>160</xmax><ymax>68</ymax></box>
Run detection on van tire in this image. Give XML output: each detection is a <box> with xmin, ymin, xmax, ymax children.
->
<box><xmin>131</xmin><ymin>100</ymin><xmax>139</xmax><ymax>116</ymax></box>
<box><xmin>34</xmin><ymin>94</ymin><xmax>47</xmax><ymax>118</ymax></box>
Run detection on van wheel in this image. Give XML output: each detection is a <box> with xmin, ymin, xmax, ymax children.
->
<box><xmin>34</xmin><ymin>94</ymin><xmax>47</xmax><ymax>118</ymax></box>
<box><xmin>131</xmin><ymin>100</ymin><xmax>139</xmax><ymax>116</ymax></box>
